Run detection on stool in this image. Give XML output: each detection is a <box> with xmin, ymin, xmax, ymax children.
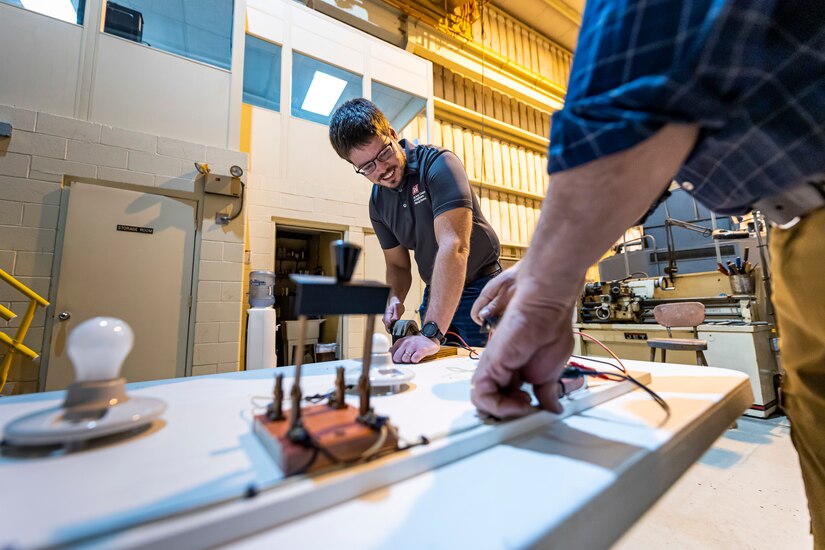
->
<box><xmin>647</xmin><ymin>302</ymin><xmax>709</xmax><ymax>366</ymax></box>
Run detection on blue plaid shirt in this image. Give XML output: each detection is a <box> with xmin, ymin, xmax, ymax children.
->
<box><xmin>548</xmin><ymin>0</ymin><xmax>825</xmax><ymax>214</ymax></box>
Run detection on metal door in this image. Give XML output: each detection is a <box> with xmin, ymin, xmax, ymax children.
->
<box><xmin>45</xmin><ymin>182</ymin><xmax>197</xmax><ymax>390</ymax></box>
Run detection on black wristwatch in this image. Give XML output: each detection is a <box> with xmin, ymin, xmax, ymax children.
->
<box><xmin>420</xmin><ymin>321</ymin><xmax>445</xmax><ymax>344</ymax></box>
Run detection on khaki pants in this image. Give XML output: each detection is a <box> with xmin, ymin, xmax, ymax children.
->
<box><xmin>771</xmin><ymin>208</ymin><xmax>825</xmax><ymax>547</ymax></box>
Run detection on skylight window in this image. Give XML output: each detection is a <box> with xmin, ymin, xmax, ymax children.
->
<box><xmin>301</xmin><ymin>71</ymin><xmax>348</xmax><ymax>116</ymax></box>
<box><xmin>291</xmin><ymin>52</ymin><xmax>361</xmax><ymax>126</ymax></box>
<box><xmin>20</xmin><ymin>0</ymin><xmax>78</xmax><ymax>23</ymax></box>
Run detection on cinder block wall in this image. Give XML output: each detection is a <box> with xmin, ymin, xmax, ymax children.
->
<box><xmin>0</xmin><ymin>104</ymin><xmax>247</xmax><ymax>394</ymax></box>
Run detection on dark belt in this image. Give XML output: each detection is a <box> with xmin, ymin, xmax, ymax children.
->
<box><xmin>467</xmin><ymin>262</ymin><xmax>502</xmax><ymax>285</ymax></box>
<box><xmin>753</xmin><ymin>181</ymin><xmax>825</xmax><ymax>228</ymax></box>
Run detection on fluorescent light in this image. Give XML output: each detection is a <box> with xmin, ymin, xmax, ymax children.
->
<box><xmin>21</xmin><ymin>0</ymin><xmax>78</xmax><ymax>23</ymax></box>
<box><xmin>301</xmin><ymin>71</ymin><xmax>348</xmax><ymax>116</ymax></box>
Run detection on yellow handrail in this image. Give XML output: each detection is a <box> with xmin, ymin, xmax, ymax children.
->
<box><xmin>0</xmin><ymin>269</ymin><xmax>50</xmax><ymax>393</ymax></box>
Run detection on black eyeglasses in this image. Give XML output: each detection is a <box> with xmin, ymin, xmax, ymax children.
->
<box><xmin>354</xmin><ymin>141</ymin><xmax>395</xmax><ymax>177</ymax></box>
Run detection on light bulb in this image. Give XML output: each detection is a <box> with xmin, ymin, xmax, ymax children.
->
<box><xmin>372</xmin><ymin>333</ymin><xmax>390</xmax><ymax>354</ymax></box>
<box><xmin>67</xmin><ymin>317</ymin><xmax>134</xmax><ymax>382</ymax></box>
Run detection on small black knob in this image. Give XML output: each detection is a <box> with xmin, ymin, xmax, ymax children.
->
<box><xmin>331</xmin><ymin>240</ymin><xmax>361</xmax><ymax>283</ymax></box>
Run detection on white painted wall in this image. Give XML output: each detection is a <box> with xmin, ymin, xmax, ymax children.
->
<box><xmin>0</xmin><ymin>0</ymin><xmax>240</xmax><ymax>149</ymax></box>
<box><xmin>0</xmin><ymin>4</ymin><xmax>83</xmax><ymax>117</ymax></box>
<box><xmin>90</xmin><ymin>34</ymin><xmax>232</xmax><ymax>148</ymax></box>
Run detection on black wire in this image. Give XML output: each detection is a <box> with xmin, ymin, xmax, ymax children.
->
<box><xmin>569</xmin><ymin>354</ymin><xmax>624</xmax><ymax>373</ymax></box>
<box><xmin>563</xmin><ymin>366</ymin><xmax>671</xmax><ymax>419</ymax></box>
<box><xmin>224</xmin><ymin>182</ymin><xmax>246</xmax><ymax>222</ymax></box>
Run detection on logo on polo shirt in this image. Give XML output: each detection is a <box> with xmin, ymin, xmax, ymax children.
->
<box><xmin>411</xmin><ymin>183</ymin><xmax>428</xmax><ymax>205</ymax></box>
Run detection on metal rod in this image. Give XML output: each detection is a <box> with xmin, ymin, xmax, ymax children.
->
<box><xmin>289</xmin><ymin>315</ymin><xmax>308</xmax><ymax>430</ymax></box>
<box><xmin>359</xmin><ymin>314</ymin><xmax>376</xmax><ymax>416</ymax></box>
<box><xmin>334</xmin><ymin>366</ymin><xmax>346</xmax><ymax>409</ymax></box>
<box><xmin>271</xmin><ymin>373</ymin><xmax>285</xmax><ymax>420</ymax></box>
<box><xmin>710</xmin><ymin>211</ymin><xmax>723</xmax><ymax>266</ymax></box>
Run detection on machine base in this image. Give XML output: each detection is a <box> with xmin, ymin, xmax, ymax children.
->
<box><xmin>253</xmin><ymin>404</ymin><xmax>399</xmax><ymax>476</ymax></box>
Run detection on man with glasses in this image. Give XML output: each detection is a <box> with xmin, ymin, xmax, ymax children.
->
<box><xmin>329</xmin><ymin>98</ymin><xmax>501</xmax><ymax>364</ymax></box>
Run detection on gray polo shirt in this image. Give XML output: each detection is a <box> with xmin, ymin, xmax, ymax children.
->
<box><xmin>369</xmin><ymin>140</ymin><xmax>500</xmax><ymax>285</ymax></box>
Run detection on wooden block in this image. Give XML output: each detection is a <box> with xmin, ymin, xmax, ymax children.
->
<box><xmin>254</xmin><ymin>404</ymin><xmax>399</xmax><ymax>477</ymax></box>
<box><xmin>419</xmin><ymin>346</ymin><xmax>459</xmax><ymax>362</ymax></box>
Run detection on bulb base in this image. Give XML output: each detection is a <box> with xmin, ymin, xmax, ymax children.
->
<box><xmin>62</xmin><ymin>378</ymin><xmax>129</xmax><ymax>421</ymax></box>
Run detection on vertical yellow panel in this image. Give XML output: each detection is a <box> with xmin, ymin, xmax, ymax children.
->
<box><xmin>441</xmin><ymin>121</ymin><xmax>454</xmax><ymax>151</ymax></box>
<box><xmin>480</xmin><ymin>187</ymin><xmax>492</xmax><ymax>224</ymax></box>
<box><xmin>500</xmin><ymin>141</ymin><xmax>512</xmax><ymax>189</ymax></box>
<box><xmin>443</xmin><ymin>68</ymin><xmax>455</xmax><ymax>103</ymax></box>
<box><xmin>509</xmin><ymin>146</ymin><xmax>521</xmax><ymax>191</ymax></box>
<box><xmin>518</xmin><ymin>101</ymin><xmax>529</xmax><ymax>132</ymax></box>
<box><xmin>517</xmin><ymin>196</ymin><xmax>528</xmax><ymax>245</ymax></box>
<box><xmin>508</xmin><ymin>197</ymin><xmax>520</xmax><ymax>243</ymax></box>
<box><xmin>518</xmin><ymin>148</ymin><xmax>529</xmax><ymax>193</ymax></box>
<box><xmin>499</xmin><ymin>191</ymin><xmax>512</xmax><ymax>243</ymax></box>
<box><xmin>512</xmin><ymin>22</ymin><xmax>524</xmax><ymax>66</ymax></box>
<box><xmin>453</xmin><ymin>72</ymin><xmax>465</xmax><ymax>108</ymax></box>
<box><xmin>493</xmin><ymin>91</ymin><xmax>503</xmax><ymax>121</ymax></box>
<box><xmin>465</xmin><ymin>78</ymin><xmax>476</xmax><ymax>112</ymax></box>
<box><xmin>501</xmin><ymin>93</ymin><xmax>512</xmax><ymax>125</ymax></box>
<box><xmin>473</xmin><ymin>81</ymin><xmax>486</xmax><ymax>116</ymax></box>
<box><xmin>239</xmin><ymin>103</ymin><xmax>253</xmax><ymax>155</ymax></box>
<box><xmin>489</xmin><ymin>190</ymin><xmax>502</xmax><ymax>238</ymax></box>
<box><xmin>472</xmin><ymin>132</ymin><xmax>484</xmax><ymax>182</ymax></box>
<box><xmin>509</xmin><ymin>96</ymin><xmax>520</xmax><ymax>127</ymax></box>
<box><xmin>525</xmin><ymin>151</ymin><xmax>537</xmax><ymax>195</ymax></box>
<box><xmin>482</xmin><ymin>135</ymin><xmax>494</xmax><ymax>183</ymax></box>
<box><xmin>526</xmin><ymin>198</ymin><xmax>536</xmax><ymax>241</ymax></box>
<box><xmin>491</xmin><ymin>139</ymin><xmax>504</xmax><ymax>186</ymax></box>
<box><xmin>463</xmin><ymin>130</ymin><xmax>474</xmax><ymax>180</ymax></box>
<box><xmin>433</xmin><ymin>65</ymin><xmax>444</xmax><ymax>99</ymax></box>
<box><xmin>488</xmin><ymin>10</ymin><xmax>500</xmax><ymax>53</ymax></box>
<box><xmin>541</xmin><ymin>155</ymin><xmax>550</xmax><ymax>195</ymax></box>
<box><xmin>432</xmin><ymin>119</ymin><xmax>443</xmax><ymax>147</ymax></box>
<box><xmin>530</xmin><ymin>38</ymin><xmax>541</xmax><ymax>78</ymax></box>
<box><xmin>452</xmin><ymin>126</ymin><xmax>465</xmax><ymax>171</ymax></box>
<box><xmin>483</xmin><ymin>85</ymin><xmax>494</xmax><ymax>120</ymax></box>
<box><xmin>522</xmin><ymin>27</ymin><xmax>534</xmax><ymax>72</ymax></box>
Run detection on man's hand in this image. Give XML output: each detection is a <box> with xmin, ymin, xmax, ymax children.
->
<box><xmin>383</xmin><ymin>297</ymin><xmax>405</xmax><ymax>332</ymax></box>
<box><xmin>470</xmin><ymin>293</ymin><xmax>573</xmax><ymax>418</ymax></box>
<box><xmin>390</xmin><ymin>334</ymin><xmax>440</xmax><ymax>363</ymax></box>
<box><xmin>471</xmin><ymin>263</ymin><xmax>520</xmax><ymax>326</ymax></box>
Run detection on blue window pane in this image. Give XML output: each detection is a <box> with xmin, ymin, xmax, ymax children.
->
<box><xmin>372</xmin><ymin>81</ymin><xmax>426</xmax><ymax>133</ymax></box>
<box><xmin>1</xmin><ymin>0</ymin><xmax>85</xmax><ymax>24</ymax></box>
<box><xmin>291</xmin><ymin>52</ymin><xmax>361</xmax><ymax>126</ymax></box>
<box><xmin>103</xmin><ymin>1</ymin><xmax>233</xmax><ymax>70</ymax></box>
<box><xmin>243</xmin><ymin>35</ymin><xmax>281</xmax><ymax>112</ymax></box>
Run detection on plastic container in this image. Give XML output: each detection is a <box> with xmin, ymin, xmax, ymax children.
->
<box><xmin>729</xmin><ymin>274</ymin><xmax>755</xmax><ymax>295</ymax></box>
<box><xmin>315</xmin><ymin>342</ymin><xmax>337</xmax><ymax>362</ymax></box>
<box><xmin>246</xmin><ymin>307</ymin><xmax>277</xmax><ymax>369</ymax></box>
<box><xmin>248</xmin><ymin>270</ymin><xmax>276</xmax><ymax>307</ymax></box>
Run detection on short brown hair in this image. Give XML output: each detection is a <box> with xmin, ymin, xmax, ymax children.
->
<box><xmin>328</xmin><ymin>98</ymin><xmax>392</xmax><ymax>160</ymax></box>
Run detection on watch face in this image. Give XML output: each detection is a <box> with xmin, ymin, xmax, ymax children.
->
<box><xmin>421</xmin><ymin>322</ymin><xmax>439</xmax><ymax>338</ymax></box>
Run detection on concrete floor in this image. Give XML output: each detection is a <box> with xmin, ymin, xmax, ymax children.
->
<box><xmin>614</xmin><ymin>416</ymin><xmax>814</xmax><ymax>549</ymax></box>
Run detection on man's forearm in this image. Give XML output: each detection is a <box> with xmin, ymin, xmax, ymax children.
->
<box><xmin>517</xmin><ymin>124</ymin><xmax>700</xmax><ymax>304</ymax></box>
<box><xmin>386</xmin><ymin>263</ymin><xmax>412</xmax><ymax>304</ymax></box>
<box><xmin>424</xmin><ymin>246</ymin><xmax>469</xmax><ymax>333</ymax></box>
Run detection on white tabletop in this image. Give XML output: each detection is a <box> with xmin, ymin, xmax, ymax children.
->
<box><xmin>0</xmin><ymin>357</ymin><xmax>751</xmax><ymax>549</ymax></box>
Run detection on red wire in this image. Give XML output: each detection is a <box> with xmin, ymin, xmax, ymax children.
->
<box><xmin>572</xmin><ymin>331</ymin><xmax>627</xmax><ymax>373</ymax></box>
<box><xmin>446</xmin><ymin>331</ymin><xmax>474</xmax><ymax>351</ymax></box>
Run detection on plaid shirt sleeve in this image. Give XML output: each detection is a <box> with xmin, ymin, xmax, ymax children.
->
<box><xmin>548</xmin><ymin>0</ymin><xmax>825</xmax><ymax>214</ymax></box>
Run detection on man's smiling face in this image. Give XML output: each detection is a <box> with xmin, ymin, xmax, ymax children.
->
<box><xmin>348</xmin><ymin>131</ymin><xmax>406</xmax><ymax>189</ymax></box>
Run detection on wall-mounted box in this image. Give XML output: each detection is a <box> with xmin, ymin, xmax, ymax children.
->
<box><xmin>204</xmin><ymin>174</ymin><xmax>241</xmax><ymax>197</ymax></box>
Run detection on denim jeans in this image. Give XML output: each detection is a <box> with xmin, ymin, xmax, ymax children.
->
<box><xmin>418</xmin><ymin>269</ymin><xmax>501</xmax><ymax>348</ymax></box>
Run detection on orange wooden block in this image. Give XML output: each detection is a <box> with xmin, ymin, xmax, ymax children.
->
<box><xmin>254</xmin><ymin>404</ymin><xmax>399</xmax><ymax>476</ymax></box>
